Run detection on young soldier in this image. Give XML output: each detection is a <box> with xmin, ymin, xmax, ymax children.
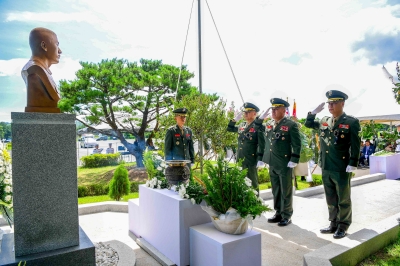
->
<box><xmin>262</xmin><ymin>98</ymin><xmax>301</xmax><ymax>226</ymax></box>
<box><xmin>305</xmin><ymin>90</ymin><xmax>360</xmax><ymax>239</ymax></box>
<box><xmin>164</xmin><ymin>108</ymin><xmax>195</xmax><ymax>164</ymax></box>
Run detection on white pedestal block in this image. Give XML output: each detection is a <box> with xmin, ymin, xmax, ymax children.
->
<box><xmin>190</xmin><ymin>223</ymin><xmax>261</xmax><ymax>266</ymax></box>
<box><xmin>370</xmin><ymin>154</ymin><xmax>400</xmax><ymax>180</ymax></box>
<box><xmin>136</xmin><ymin>185</ymin><xmax>211</xmax><ymax>266</ymax></box>
<box><xmin>128</xmin><ymin>198</ymin><xmax>140</xmax><ymax>237</ymax></box>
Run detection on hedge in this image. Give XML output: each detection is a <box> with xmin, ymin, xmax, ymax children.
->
<box><xmin>80</xmin><ymin>153</ymin><xmax>120</xmax><ymax>168</ymax></box>
<box><xmin>78</xmin><ymin>181</ymin><xmax>143</xmax><ymax>197</ymax></box>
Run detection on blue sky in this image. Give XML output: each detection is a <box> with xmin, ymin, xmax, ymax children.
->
<box><xmin>0</xmin><ymin>0</ymin><xmax>400</xmax><ymax>122</ymax></box>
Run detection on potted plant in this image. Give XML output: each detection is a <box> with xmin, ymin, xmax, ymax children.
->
<box><xmin>178</xmin><ymin>155</ymin><xmax>271</xmax><ymax>235</ymax></box>
<box><xmin>0</xmin><ymin>143</ymin><xmax>13</xmax><ymax>230</ymax></box>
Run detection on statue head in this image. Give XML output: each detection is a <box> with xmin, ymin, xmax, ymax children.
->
<box><xmin>29</xmin><ymin>27</ymin><xmax>62</xmax><ymax>69</ymax></box>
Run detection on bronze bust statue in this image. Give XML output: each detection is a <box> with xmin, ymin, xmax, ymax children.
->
<box><xmin>21</xmin><ymin>27</ymin><xmax>62</xmax><ymax>113</ymax></box>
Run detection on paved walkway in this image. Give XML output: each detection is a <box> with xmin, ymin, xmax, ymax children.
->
<box><xmin>2</xmin><ymin>170</ymin><xmax>398</xmax><ymax>266</ymax></box>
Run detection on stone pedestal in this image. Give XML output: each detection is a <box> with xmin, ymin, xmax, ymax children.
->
<box><xmin>190</xmin><ymin>223</ymin><xmax>261</xmax><ymax>266</ymax></box>
<box><xmin>10</xmin><ymin>112</ymin><xmax>94</xmax><ymax>263</ymax></box>
<box><xmin>129</xmin><ymin>185</ymin><xmax>211</xmax><ymax>266</ymax></box>
<box><xmin>370</xmin><ymin>153</ymin><xmax>400</xmax><ymax>180</ymax></box>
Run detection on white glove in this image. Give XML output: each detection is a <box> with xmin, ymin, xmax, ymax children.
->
<box><xmin>256</xmin><ymin>161</ymin><xmax>265</xmax><ymax>168</ymax></box>
<box><xmin>287</xmin><ymin>161</ymin><xmax>298</xmax><ymax>168</ymax></box>
<box><xmin>234</xmin><ymin>111</ymin><xmax>243</xmax><ymax>121</ymax></box>
<box><xmin>259</xmin><ymin>107</ymin><xmax>271</xmax><ymax>120</ymax></box>
<box><xmin>346</xmin><ymin>165</ymin><xmax>357</xmax><ymax>172</ymax></box>
<box><xmin>311</xmin><ymin>102</ymin><xmax>325</xmax><ymax>115</ymax></box>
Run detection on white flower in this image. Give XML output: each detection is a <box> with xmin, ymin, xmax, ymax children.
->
<box><xmin>0</xmin><ymin>160</ymin><xmax>3</xmax><ymax>166</ymax></box>
<box><xmin>3</xmin><ymin>178</ymin><xmax>11</xmax><ymax>184</ymax></box>
<box><xmin>185</xmin><ymin>194</ymin><xmax>189</xmax><ymax>198</ymax></box>
<box><xmin>178</xmin><ymin>189</ymin><xmax>186</xmax><ymax>198</ymax></box>
<box><xmin>145</xmin><ymin>181</ymin><xmax>150</xmax><ymax>187</ymax></box>
<box><xmin>155</xmin><ymin>155</ymin><xmax>162</xmax><ymax>160</ymax></box>
<box><xmin>158</xmin><ymin>180</ymin><xmax>162</xmax><ymax>185</ymax></box>
<box><xmin>5</xmin><ymin>195</ymin><xmax>11</xmax><ymax>202</ymax></box>
<box><xmin>157</xmin><ymin>185</ymin><xmax>161</xmax><ymax>189</ymax></box>
<box><xmin>0</xmin><ymin>167</ymin><xmax>4</xmax><ymax>173</ymax></box>
<box><xmin>258</xmin><ymin>197</ymin><xmax>264</xmax><ymax>203</ymax></box>
<box><xmin>251</xmin><ymin>189</ymin><xmax>258</xmax><ymax>195</ymax></box>
<box><xmin>244</xmin><ymin>177</ymin><xmax>252</xmax><ymax>187</ymax></box>
<box><xmin>157</xmin><ymin>166</ymin><xmax>162</xmax><ymax>171</ymax></box>
<box><xmin>190</xmin><ymin>198</ymin><xmax>196</xmax><ymax>205</ymax></box>
<box><xmin>238</xmin><ymin>167</ymin><xmax>243</xmax><ymax>170</ymax></box>
<box><xmin>5</xmin><ymin>186</ymin><xmax>11</xmax><ymax>193</ymax></box>
<box><xmin>160</xmin><ymin>162</ymin><xmax>166</xmax><ymax>168</ymax></box>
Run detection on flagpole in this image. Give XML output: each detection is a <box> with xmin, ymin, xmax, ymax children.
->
<box><xmin>198</xmin><ymin>0</ymin><xmax>204</xmax><ymax>173</ymax></box>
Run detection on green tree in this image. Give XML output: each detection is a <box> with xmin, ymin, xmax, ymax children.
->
<box><xmin>392</xmin><ymin>62</ymin><xmax>400</xmax><ymax>104</ymax></box>
<box><xmin>0</xmin><ymin>122</ymin><xmax>11</xmax><ymax>140</ymax></box>
<box><xmin>58</xmin><ymin>58</ymin><xmax>196</xmax><ymax>167</ymax></box>
<box><xmin>154</xmin><ymin>93</ymin><xmax>237</xmax><ymax>170</ymax></box>
<box><xmin>108</xmin><ymin>164</ymin><xmax>130</xmax><ymax>201</ymax></box>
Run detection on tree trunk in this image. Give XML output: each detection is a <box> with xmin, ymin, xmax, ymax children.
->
<box><xmin>122</xmin><ymin>137</ymin><xmax>146</xmax><ymax>168</ymax></box>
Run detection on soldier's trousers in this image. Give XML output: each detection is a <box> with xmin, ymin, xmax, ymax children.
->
<box><xmin>242</xmin><ymin>163</ymin><xmax>259</xmax><ymax>192</ymax></box>
<box><xmin>321</xmin><ymin>170</ymin><xmax>352</xmax><ymax>230</ymax></box>
<box><xmin>269</xmin><ymin>166</ymin><xmax>293</xmax><ymax>219</ymax></box>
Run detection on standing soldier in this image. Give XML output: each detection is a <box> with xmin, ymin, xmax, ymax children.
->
<box><xmin>263</xmin><ymin>98</ymin><xmax>301</xmax><ymax>226</ymax></box>
<box><xmin>165</xmin><ymin>108</ymin><xmax>195</xmax><ymax>164</ymax></box>
<box><xmin>305</xmin><ymin>90</ymin><xmax>360</xmax><ymax>239</ymax></box>
<box><xmin>227</xmin><ymin>102</ymin><xmax>265</xmax><ymax>191</ymax></box>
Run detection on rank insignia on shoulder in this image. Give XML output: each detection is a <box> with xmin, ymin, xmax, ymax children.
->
<box><xmin>339</xmin><ymin>124</ymin><xmax>349</xmax><ymax>129</ymax></box>
<box><xmin>281</xmin><ymin>126</ymin><xmax>289</xmax><ymax>131</ymax></box>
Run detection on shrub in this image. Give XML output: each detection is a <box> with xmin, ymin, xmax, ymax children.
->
<box><xmin>78</xmin><ymin>181</ymin><xmax>143</xmax><ymax>197</ymax></box>
<box><xmin>109</xmin><ymin>164</ymin><xmax>130</xmax><ymax>201</ymax></box>
<box><xmin>309</xmin><ymin>175</ymin><xmax>323</xmax><ymax>187</ymax></box>
<box><xmin>258</xmin><ymin>167</ymin><xmax>270</xmax><ymax>183</ymax></box>
<box><xmin>81</xmin><ymin>153</ymin><xmax>120</xmax><ymax>168</ymax></box>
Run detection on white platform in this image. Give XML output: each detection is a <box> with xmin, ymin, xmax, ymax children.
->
<box><xmin>129</xmin><ymin>185</ymin><xmax>211</xmax><ymax>266</ymax></box>
<box><xmin>190</xmin><ymin>222</ymin><xmax>261</xmax><ymax>266</ymax></box>
<box><xmin>370</xmin><ymin>153</ymin><xmax>400</xmax><ymax>180</ymax></box>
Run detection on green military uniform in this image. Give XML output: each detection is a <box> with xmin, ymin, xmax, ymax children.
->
<box><xmin>165</xmin><ymin>108</ymin><xmax>195</xmax><ymax>163</ymax></box>
<box><xmin>227</xmin><ymin>102</ymin><xmax>265</xmax><ymax>190</ymax></box>
<box><xmin>304</xmin><ymin>90</ymin><xmax>360</xmax><ymax>231</ymax></box>
<box><xmin>262</xmin><ymin>99</ymin><xmax>301</xmax><ymax>220</ymax></box>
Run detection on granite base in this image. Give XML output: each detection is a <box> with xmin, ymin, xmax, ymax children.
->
<box><xmin>0</xmin><ymin>227</ymin><xmax>95</xmax><ymax>266</ymax></box>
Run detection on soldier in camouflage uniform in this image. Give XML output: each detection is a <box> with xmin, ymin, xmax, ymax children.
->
<box><xmin>164</xmin><ymin>108</ymin><xmax>195</xmax><ymax>163</ymax></box>
<box><xmin>305</xmin><ymin>90</ymin><xmax>360</xmax><ymax>239</ymax></box>
<box><xmin>227</xmin><ymin>102</ymin><xmax>265</xmax><ymax>191</ymax></box>
<box><xmin>262</xmin><ymin>98</ymin><xmax>301</xmax><ymax>227</ymax></box>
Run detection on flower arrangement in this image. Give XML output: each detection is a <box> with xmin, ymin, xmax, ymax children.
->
<box><xmin>199</xmin><ymin>156</ymin><xmax>270</xmax><ymax>220</ymax></box>
<box><xmin>176</xmin><ymin>178</ymin><xmax>206</xmax><ymax>205</ymax></box>
<box><xmin>0</xmin><ymin>144</ymin><xmax>13</xmax><ymax>227</ymax></box>
<box><xmin>143</xmin><ymin>149</ymin><xmax>169</xmax><ymax>189</ymax></box>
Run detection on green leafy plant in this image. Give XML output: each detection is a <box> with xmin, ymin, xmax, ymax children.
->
<box><xmin>177</xmin><ymin>176</ymin><xmax>207</xmax><ymax>204</ymax></box>
<box><xmin>81</xmin><ymin>153</ymin><xmax>120</xmax><ymax>168</ymax></box>
<box><xmin>108</xmin><ymin>164</ymin><xmax>130</xmax><ymax>201</ymax></box>
<box><xmin>143</xmin><ymin>149</ymin><xmax>169</xmax><ymax>189</ymax></box>
<box><xmin>257</xmin><ymin>167</ymin><xmax>270</xmax><ymax>183</ymax></box>
<box><xmin>199</xmin><ymin>155</ymin><xmax>270</xmax><ymax>219</ymax></box>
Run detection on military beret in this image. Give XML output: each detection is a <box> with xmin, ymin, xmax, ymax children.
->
<box><xmin>326</xmin><ymin>90</ymin><xmax>348</xmax><ymax>102</ymax></box>
<box><xmin>270</xmin><ymin>98</ymin><xmax>290</xmax><ymax>107</ymax></box>
<box><xmin>173</xmin><ymin>107</ymin><xmax>188</xmax><ymax>116</ymax></box>
<box><xmin>242</xmin><ymin>102</ymin><xmax>259</xmax><ymax>112</ymax></box>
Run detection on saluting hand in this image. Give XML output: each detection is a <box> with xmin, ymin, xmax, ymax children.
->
<box><xmin>259</xmin><ymin>107</ymin><xmax>271</xmax><ymax>120</ymax></box>
<box><xmin>233</xmin><ymin>111</ymin><xmax>243</xmax><ymax>122</ymax></box>
<box><xmin>311</xmin><ymin>102</ymin><xmax>325</xmax><ymax>115</ymax></box>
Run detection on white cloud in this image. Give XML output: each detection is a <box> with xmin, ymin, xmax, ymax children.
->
<box><xmin>5</xmin><ymin>11</ymin><xmax>99</xmax><ymax>23</ymax></box>
<box><xmin>0</xmin><ymin>58</ymin><xmax>29</xmax><ymax>77</ymax></box>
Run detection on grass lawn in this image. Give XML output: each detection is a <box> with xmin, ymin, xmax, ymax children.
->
<box><xmin>259</xmin><ymin>175</ymin><xmax>322</xmax><ymax>191</ymax></box>
<box><xmin>78</xmin><ymin>162</ymin><xmax>135</xmax><ymax>186</ymax></box>
<box><xmin>357</xmin><ymin>232</ymin><xmax>400</xmax><ymax>265</ymax></box>
<box><xmin>78</xmin><ymin>192</ymin><xmax>139</xmax><ymax>204</ymax></box>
